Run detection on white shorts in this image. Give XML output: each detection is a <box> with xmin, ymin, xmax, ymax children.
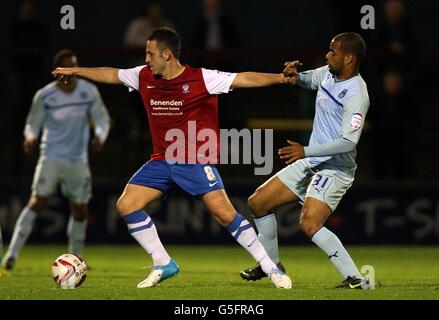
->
<box><xmin>31</xmin><ymin>157</ymin><xmax>92</xmax><ymax>203</ymax></box>
<box><xmin>276</xmin><ymin>159</ymin><xmax>355</xmax><ymax>212</ymax></box>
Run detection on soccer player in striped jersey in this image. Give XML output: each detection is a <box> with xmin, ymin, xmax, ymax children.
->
<box><xmin>0</xmin><ymin>50</ymin><xmax>110</xmax><ymax>274</ymax></box>
<box><xmin>52</xmin><ymin>27</ymin><xmax>293</xmax><ymax>289</ymax></box>
<box><xmin>240</xmin><ymin>33</ymin><xmax>372</xmax><ymax>289</ymax></box>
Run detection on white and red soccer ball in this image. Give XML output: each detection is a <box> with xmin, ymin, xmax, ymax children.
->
<box><xmin>52</xmin><ymin>253</ymin><xmax>88</xmax><ymax>289</ymax></box>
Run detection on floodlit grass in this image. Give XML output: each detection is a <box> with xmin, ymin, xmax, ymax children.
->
<box><xmin>1</xmin><ymin>245</ymin><xmax>438</xmax><ymax>300</ymax></box>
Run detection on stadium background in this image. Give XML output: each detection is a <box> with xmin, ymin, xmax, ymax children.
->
<box><xmin>0</xmin><ymin>0</ymin><xmax>438</xmax><ymax>246</ymax></box>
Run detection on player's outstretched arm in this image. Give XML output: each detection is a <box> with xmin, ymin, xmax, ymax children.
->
<box><xmin>51</xmin><ymin>67</ymin><xmax>122</xmax><ymax>85</ymax></box>
<box><xmin>231</xmin><ymin>72</ymin><xmax>291</xmax><ymax>89</ymax></box>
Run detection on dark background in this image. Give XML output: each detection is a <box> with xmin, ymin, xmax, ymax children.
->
<box><xmin>0</xmin><ymin>0</ymin><xmax>438</xmax><ymax>244</ymax></box>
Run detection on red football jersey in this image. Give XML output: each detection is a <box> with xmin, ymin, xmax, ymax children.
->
<box><xmin>118</xmin><ymin>65</ymin><xmax>237</xmax><ymax>163</ymax></box>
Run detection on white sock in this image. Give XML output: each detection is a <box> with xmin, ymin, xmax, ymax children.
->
<box><xmin>226</xmin><ymin>213</ymin><xmax>277</xmax><ymax>275</ymax></box>
<box><xmin>123</xmin><ymin>210</ymin><xmax>171</xmax><ymax>266</ymax></box>
<box><xmin>4</xmin><ymin>207</ymin><xmax>37</xmax><ymax>261</ymax></box>
<box><xmin>67</xmin><ymin>216</ymin><xmax>87</xmax><ymax>256</ymax></box>
<box><xmin>311</xmin><ymin>227</ymin><xmax>363</xmax><ymax>279</ymax></box>
<box><xmin>254</xmin><ymin>212</ymin><xmax>280</xmax><ymax>264</ymax></box>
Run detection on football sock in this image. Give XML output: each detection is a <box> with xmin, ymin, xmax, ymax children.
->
<box><xmin>4</xmin><ymin>207</ymin><xmax>37</xmax><ymax>262</ymax></box>
<box><xmin>67</xmin><ymin>216</ymin><xmax>87</xmax><ymax>256</ymax></box>
<box><xmin>123</xmin><ymin>210</ymin><xmax>171</xmax><ymax>266</ymax></box>
<box><xmin>254</xmin><ymin>212</ymin><xmax>280</xmax><ymax>264</ymax></box>
<box><xmin>311</xmin><ymin>227</ymin><xmax>363</xmax><ymax>279</ymax></box>
<box><xmin>226</xmin><ymin>213</ymin><xmax>278</xmax><ymax>275</ymax></box>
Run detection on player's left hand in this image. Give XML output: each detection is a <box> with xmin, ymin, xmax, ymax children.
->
<box><xmin>278</xmin><ymin>140</ymin><xmax>305</xmax><ymax>165</ymax></box>
<box><xmin>52</xmin><ymin>67</ymin><xmax>75</xmax><ymax>84</ymax></box>
<box><xmin>281</xmin><ymin>60</ymin><xmax>302</xmax><ymax>85</ymax></box>
<box><xmin>90</xmin><ymin>138</ymin><xmax>104</xmax><ymax>153</ymax></box>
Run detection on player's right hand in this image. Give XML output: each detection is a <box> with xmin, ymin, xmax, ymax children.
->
<box><xmin>278</xmin><ymin>139</ymin><xmax>305</xmax><ymax>165</ymax></box>
<box><xmin>23</xmin><ymin>138</ymin><xmax>36</xmax><ymax>154</ymax></box>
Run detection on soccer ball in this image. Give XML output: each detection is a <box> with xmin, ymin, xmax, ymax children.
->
<box><xmin>52</xmin><ymin>253</ymin><xmax>88</xmax><ymax>289</ymax></box>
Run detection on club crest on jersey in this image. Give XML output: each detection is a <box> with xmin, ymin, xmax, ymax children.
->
<box><xmin>350</xmin><ymin>113</ymin><xmax>363</xmax><ymax>130</ymax></box>
<box><xmin>80</xmin><ymin>91</ymin><xmax>89</xmax><ymax>100</ymax></box>
<box><xmin>338</xmin><ymin>89</ymin><xmax>348</xmax><ymax>99</ymax></box>
<box><xmin>182</xmin><ymin>84</ymin><xmax>190</xmax><ymax>94</ymax></box>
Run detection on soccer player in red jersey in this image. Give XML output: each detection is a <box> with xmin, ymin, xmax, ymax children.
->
<box><xmin>52</xmin><ymin>27</ymin><xmax>292</xmax><ymax>289</ymax></box>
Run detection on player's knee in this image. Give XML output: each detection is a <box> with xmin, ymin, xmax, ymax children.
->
<box><xmin>116</xmin><ymin>198</ymin><xmax>128</xmax><ymax>215</ymax></box>
<box><xmin>71</xmin><ymin>204</ymin><xmax>88</xmax><ymax>221</ymax></box>
<box><xmin>27</xmin><ymin>196</ymin><xmax>49</xmax><ymax>212</ymax></box>
<box><xmin>299</xmin><ymin>217</ymin><xmax>321</xmax><ymax>238</ymax></box>
<box><xmin>247</xmin><ymin>193</ymin><xmax>265</xmax><ymax>216</ymax></box>
<box><xmin>116</xmin><ymin>196</ymin><xmax>138</xmax><ymax>216</ymax></box>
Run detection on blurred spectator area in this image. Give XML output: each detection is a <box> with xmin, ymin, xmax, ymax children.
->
<box><xmin>0</xmin><ymin>0</ymin><xmax>438</xmax><ymax>185</ymax></box>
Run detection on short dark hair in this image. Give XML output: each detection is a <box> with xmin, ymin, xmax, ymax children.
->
<box><xmin>333</xmin><ymin>32</ymin><xmax>366</xmax><ymax>63</ymax></box>
<box><xmin>148</xmin><ymin>27</ymin><xmax>181</xmax><ymax>59</ymax></box>
<box><xmin>53</xmin><ymin>49</ymin><xmax>76</xmax><ymax>68</ymax></box>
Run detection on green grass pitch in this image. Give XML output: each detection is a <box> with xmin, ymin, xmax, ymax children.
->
<box><xmin>1</xmin><ymin>244</ymin><xmax>438</xmax><ymax>300</ymax></box>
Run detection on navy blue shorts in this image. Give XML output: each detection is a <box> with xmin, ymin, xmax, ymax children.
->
<box><xmin>128</xmin><ymin>160</ymin><xmax>225</xmax><ymax>196</ymax></box>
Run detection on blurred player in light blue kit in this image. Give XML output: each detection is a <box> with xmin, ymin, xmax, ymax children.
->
<box><xmin>0</xmin><ymin>224</ymin><xmax>3</xmax><ymax>266</ymax></box>
<box><xmin>240</xmin><ymin>33</ymin><xmax>372</xmax><ymax>289</ymax></box>
<box><xmin>0</xmin><ymin>50</ymin><xmax>110</xmax><ymax>274</ymax></box>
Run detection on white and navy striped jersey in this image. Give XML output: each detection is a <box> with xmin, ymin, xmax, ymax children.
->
<box><xmin>298</xmin><ymin>65</ymin><xmax>369</xmax><ymax>170</ymax></box>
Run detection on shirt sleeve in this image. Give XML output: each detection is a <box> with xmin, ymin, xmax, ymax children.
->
<box><xmin>304</xmin><ymin>138</ymin><xmax>356</xmax><ymax>157</ymax></box>
<box><xmin>298</xmin><ymin>65</ymin><xmax>329</xmax><ymax>90</ymax></box>
<box><xmin>24</xmin><ymin>89</ymin><xmax>46</xmax><ymax>140</ymax></box>
<box><xmin>89</xmin><ymin>85</ymin><xmax>111</xmax><ymax>143</ymax></box>
<box><xmin>118</xmin><ymin>65</ymin><xmax>146</xmax><ymax>92</ymax></box>
<box><xmin>201</xmin><ymin>68</ymin><xmax>238</xmax><ymax>95</ymax></box>
<box><xmin>341</xmin><ymin>93</ymin><xmax>370</xmax><ymax>144</ymax></box>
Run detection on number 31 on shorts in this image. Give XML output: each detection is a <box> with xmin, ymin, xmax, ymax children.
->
<box><xmin>311</xmin><ymin>174</ymin><xmax>332</xmax><ymax>192</ymax></box>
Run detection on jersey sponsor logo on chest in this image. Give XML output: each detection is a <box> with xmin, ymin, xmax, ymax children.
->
<box><xmin>149</xmin><ymin>99</ymin><xmax>184</xmax><ymax>116</ymax></box>
<box><xmin>150</xmin><ymin>99</ymin><xmax>183</xmax><ymax>106</ymax></box>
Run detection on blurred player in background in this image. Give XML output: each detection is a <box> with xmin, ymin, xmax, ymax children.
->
<box><xmin>52</xmin><ymin>27</ymin><xmax>293</xmax><ymax>289</ymax></box>
<box><xmin>0</xmin><ymin>50</ymin><xmax>110</xmax><ymax>274</ymax></box>
<box><xmin>0</xmin><ymin>225</ymin><xmax>3</xmax><ymax>267</ymax></box>
<box><xmin>240</xmin><ymin>33</ymin><xmax>372</xmax><ymax>289</ymax></box>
